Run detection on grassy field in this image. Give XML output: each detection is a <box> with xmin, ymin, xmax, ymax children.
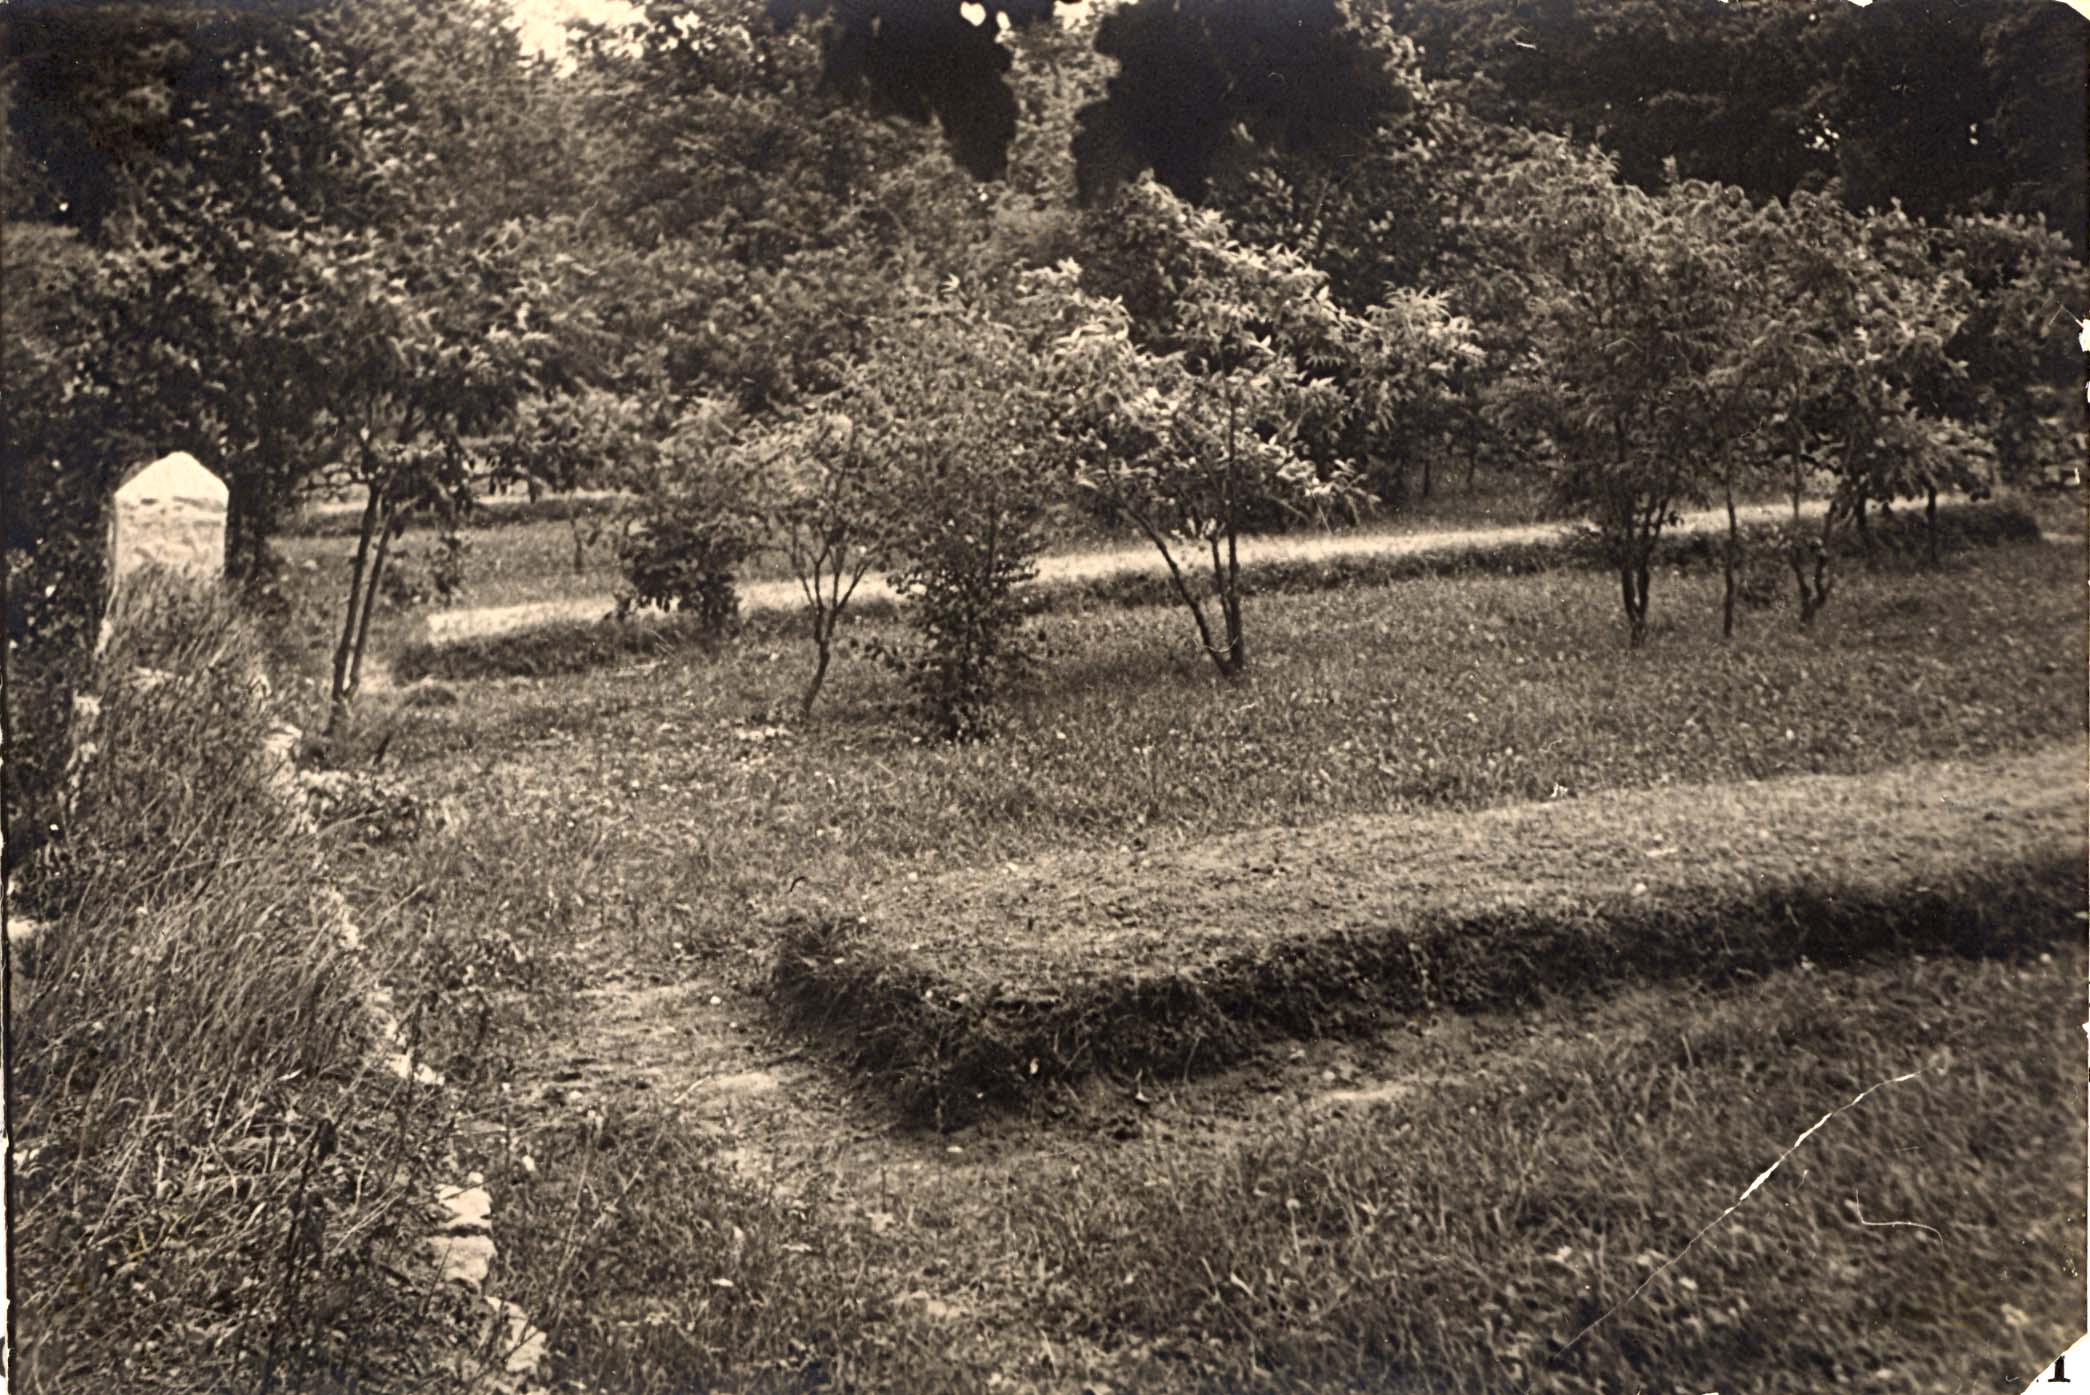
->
<box><xmin>292</xmin><ymin>525</ymin><xmax>2089</xmax><ymax>1394</ymax></box>
<box><xmin>473</xmin><ymin>943</ymin><xmax>2083</xmax><ymax>1395</ymax></box>
<box><xmin>362</xmin><ymin>542</ymin><xmax>2081</xmax><ymax>951</ymax></box>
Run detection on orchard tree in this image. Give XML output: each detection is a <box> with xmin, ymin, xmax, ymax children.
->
<box><xmin>742</xmin><ymin>411</ymin><xmax>897</xmax><ymax>720</ymax></box>
<box><xmin>615</xmin><ymin>399</ymin><xmax>764</xmax><ymax>631</ymax></box>
<box><xmin>1933</xmin><ymin>211</ymin><xmax>2086</xmax><ymax>491</ymax></box>
<box><xmin>1349</xmin><ymin>287</ymin><xmax>1488</xmax><ymax>511</ymax></box>
<box><xmin>1491</xmin><ymin>139</ymin><xmax>1756</xmax><ymax>647</ymax></box>
<box><xmin>1755</xmin><ymin>190</ymin><xmax>1992</xmax><ymax>626</ymax></box>
<box><xmin>1038</xmin><ymin>181</ymin><xmax>1376</xmax><ymax>677</ymax></box>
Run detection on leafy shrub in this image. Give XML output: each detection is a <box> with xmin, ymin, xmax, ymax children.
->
<box><xmin>616</xmin><ymin>491</ymin><xmax>758</xmax><ymax>633</ymax></box>
<box><xmin>880</xmin><ymin>510</ymin><xmax>1044</xmax><ymax>742</ymax></box>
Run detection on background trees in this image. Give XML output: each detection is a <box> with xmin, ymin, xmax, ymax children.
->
<box><xmin>1490</xmin><ymin>142</ymin><xmax>1755</xmax><ymax>646</ymax></box>
<box><xmin>833</xmin><ymin>288</ymin><xmax>1064</xmax><ymax>739</ymax></box>
<box><xmin>5</xmin><ymin>0</ymin><xmax>2078</xmax><ymax>740</ymax></box>
<box><xmin>1045</xmin><ymin>180</ymin><xmax>1413</xmax><ymax>676</ymax></box>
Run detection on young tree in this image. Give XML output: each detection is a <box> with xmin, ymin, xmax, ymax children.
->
<box><xmin>1933</xmin><ymin>211</ymin><xmax>2085</xmax><ymax>498</ymax></box>
<box><xmin>615</xmin><ymin>400</ymin><xmax>763</xmax><ymax>631</ymax></box>
<box><xmin>745</xmin><ymin>412</ymin><xmax>896</xmax><ymax>721</ymax></box>
<box><xmin>1756</xmin><ymin>190</ymin><xmax>1992</xmax><ymax>625</ymax></box>
<box><xmin>1350</xmin><ymin>288</ymin><xmax>1489</xmax><ymax>512</ymax></box>
<box><xmin>1491</xmin><ymin>140</ymin><xmax>1752</xmax><ymax>647</ymax></box>
<box><xmin>317</xmin><ymin>221</ymin><xmax>563</xmax><ymax>733</ymax></box>
<box><xmin>1038</xmin><ymin>181</ymin><xmax>1377</xmax><ymax>677</ymax></box>
<box><xmin>834</xmin><ymin>290</ymin><xmax>1063</xmax><ymax>740</ymax></box>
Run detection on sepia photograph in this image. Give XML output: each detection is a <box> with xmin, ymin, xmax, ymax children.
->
<box><xmin>4</xmin><ymin>0</ymin><xmax>2087</xmax><ymax>1390</ymax></box>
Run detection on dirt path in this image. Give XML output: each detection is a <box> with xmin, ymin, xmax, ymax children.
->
<box><xmin>506</xmin><ymin>962</ymin><xmax>1472</xmax><ymax>1217</ymax></box>
<box><xmin>423</xmin><ymin>499</ymin><xmax>1830</xmax><ymax>644</ymax></box>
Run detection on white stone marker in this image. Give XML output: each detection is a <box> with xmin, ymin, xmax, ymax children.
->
<box><xmin>111</xmin><ymin>451</ymin><xmax>227</xmax><ymax>586</ymax></box>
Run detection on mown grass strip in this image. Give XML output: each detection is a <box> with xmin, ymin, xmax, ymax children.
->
<box><xmin>770</xmin><ymin>747</ymin><xmax>2085</xmax><ymax>1126</ymax></box>
<box><xmin>396</xmin><ymin>500</ymin><xmax>2038</xmax><ymax>682</ymax></box>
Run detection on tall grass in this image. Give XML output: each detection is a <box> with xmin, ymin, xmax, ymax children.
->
<box><xmin>10</xmin><ymin>577</ymin><xmax>472</xmax><ymax>1393</ymax></box>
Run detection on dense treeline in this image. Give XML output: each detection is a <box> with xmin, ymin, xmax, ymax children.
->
<box><xmin>1386</xmin><ymin>0</ymin><xmax>2087</xmax><ymax>253</ymax></box>
<box><xmin>4</xmin><ymin>0</ymin><xmax>2082</xmax><ymax>754</ymax></box>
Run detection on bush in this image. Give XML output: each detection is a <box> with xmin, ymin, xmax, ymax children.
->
<box><xmin>616</xmin><ymin>495</ymin><xmax>757</xmax><ymax>634</ymax></box>
<box><xmin>880</xmin><ymin>510</ymin><xmax>1044</xmax><ymax>742</ymax></box>
<box><xmin>10</xmin><ymin>576</ymin><xmax>474</xmax><ymax>1394</ymax></box>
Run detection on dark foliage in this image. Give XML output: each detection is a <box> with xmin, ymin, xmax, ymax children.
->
<box><xmin>1380</xmin><ymin>0</ymin><xmax>2087</xmax><ymax>253</ymax></box>
<box><xmin>1073</xmin><ymin>0</ymin><xmax>1414</xmax><ymax>204</ymax></box>
<box><xmin>766</xmin><ymin>0</ymin><xmax>1063</xmax><ymax>178</ymax></box>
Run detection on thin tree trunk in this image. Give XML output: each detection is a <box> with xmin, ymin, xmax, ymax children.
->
<box><xmin>1797</xmin><ymin>496</ymin><xmax>1841</xmax><ymax>628</ymax></box>
<box><xmin>1620</xmin><ymin>562</ymin><xmax>1641</xmax><ymax>646</ymax></box>
<box><xmin>327</xmin><ymin>488</ymin><xmax>382</xmax><ymax>736</ymax></box>
<box><xmin>347</xmin><ymin>512</ymin><xmax>396</xmax><ymax>702</ymax></box>
<box><xmin>1218</xmin><ymin>389</ymin><xmax>1246</xmax><ymax>676</ymax></box>
<box><xmin>224</xmin><ymin>456</ymin><xmax>281</xmax><ymax>596</ymax></box>
<box><xmin>1925</xmin><ymin>486</ymin><xmax>1940</xmax><ymax>567</ymax></box>
<box><xmin>1131</xmin><ymin>508</ymin><xmax>1221</xmax><ymax>669</ymax></box>
<box><xmin>801</xmin><ymin>632</ymin><xmax>832</xmax><ymax>720</ymax></box>
<box><xmin>1634</xmin><ymin>560</ymin><xmax>1651</xmax><ymax>647</ymax></box>
<box><xmin>1208</xmin><ymin>534</ymin><xmax>1245</xmax><ymax>676</ymax></box>
<box><xmin>800</xmin><ymin>542</ymin><xmax>837</xmax><ymax>721</ymax></box>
